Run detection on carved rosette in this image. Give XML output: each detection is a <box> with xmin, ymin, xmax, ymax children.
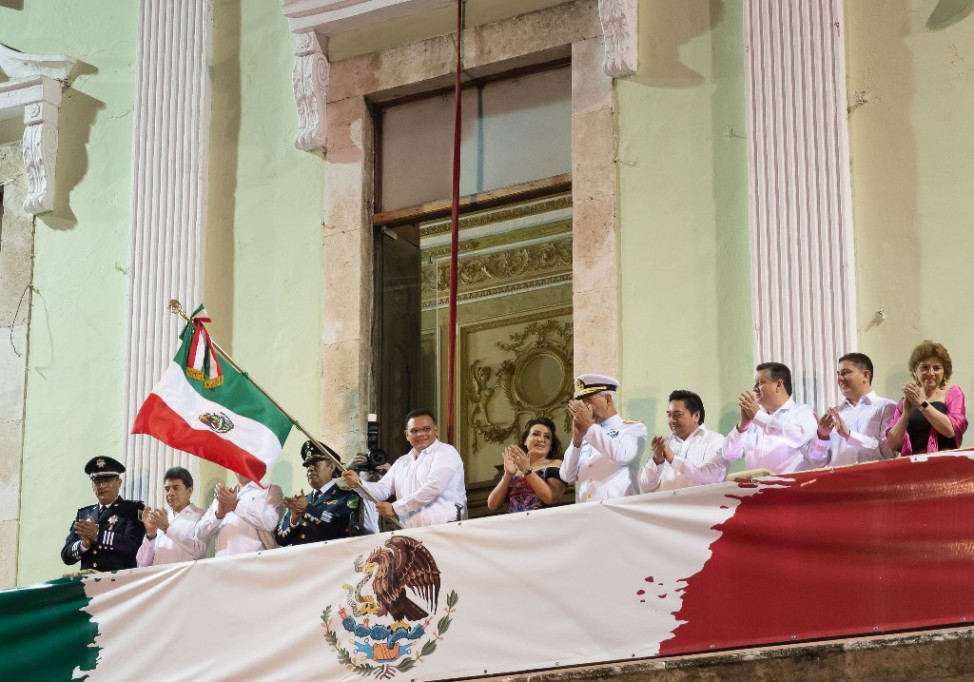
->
<box><xmin>21</xmin><ymin>101</ymin><xmax>59</xmax><ymax>214</ymax></box>
<box><xmin>598</xmin><ymin>0</ymin><xmax>637</xmax><ymax>78</ymax></box>
<box><xmin>292</xmin><ymin>31</ymin><xmax>329</xmax><ymax>152</ymax></box>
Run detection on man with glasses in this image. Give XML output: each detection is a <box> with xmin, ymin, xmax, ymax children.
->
<box><xmin>807</xmin><ymin>353</ymin><xmax>896</xmax><ymax>467</ymax></box>
<box><xmin>342</xmin><ymin>410</ymin><xmax>467</xmax><ymax>528</ymax></box>
<box><xmin>638</xmin><ymin>389</ymin><xmax>726</xmax><ymax>493</ymax></box>
<box><xmin>61</xmin><ymin>456</ymin><xmax>146</xmax><ymax>572</ymax></box>
<box><xmin>722</xmin><ymin>362</ymin><xmax>817</xmax><ymax>475</ymax></box>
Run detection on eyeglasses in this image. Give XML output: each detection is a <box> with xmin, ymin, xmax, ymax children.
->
<box><xmin>917</xmin><ymin>364</ymin><xmax>944</xmax><ymax>373</ymax></box>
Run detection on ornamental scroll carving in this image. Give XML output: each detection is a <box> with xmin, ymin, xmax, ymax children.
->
<box><xmin>292</xmin><ymin>32</ymin><xmax>329</xmax><ymax>152</ymax></box>
<box><xmin>465</xmin><ymin>320</ymin><xmax>573</xmax><ymax>451</ymax></box>
<box><xmin>0</xmin><ymin>44</ymin><xmax>76</xmax><ymax>215</ymax></box>
<box><xmin>423</xmin><ymin>237</ymin><xmax>572</xmax><ymax>300</ymax></box>
<box><xmin>598</xmin><ymin>0</ymin><xmax>637</xmax><ymax>78</ymax></box>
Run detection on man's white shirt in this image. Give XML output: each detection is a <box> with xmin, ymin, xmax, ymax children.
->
<box><xmin>638</xmin><ymin>425</ymin><xmax>726</xmax><ymax>493</ymax></box>
<box><xmin>806</xmin><ymin>390</ymin><xmax>897</xmax><ymax>467</ymax></box>
<box><xmin>722</xmin><ymin>398</ymin><xmax>817</xmax><ymax>474</ymax></box>
<box><xmin>136</xmin><ymin>503</ymin><xmax>205</xmax><ymax>567</ymax></box>
<box><xmin>196</xmin><ymin>481</ymin><xmax>283</xmax><ymax>556</ymax></box>
<box><xmin>560</xmin><ymin>414</ymin><xmax>647</xmax><ymax>502</ymax></box>
<box><xmin>360</xmin><ymin>439</ymin><xmax>467</xmax><ymax>528</ymax></box>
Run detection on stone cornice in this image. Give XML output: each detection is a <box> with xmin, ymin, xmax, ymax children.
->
<box><xmin>279</xmin><ymin>0</ymin><xmax>634</xmax><ymax>152</ymax></box>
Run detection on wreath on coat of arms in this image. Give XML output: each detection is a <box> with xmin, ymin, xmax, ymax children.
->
<box><xmin>321</xmin><ymin>536</ymin><xmax>459</xmax><ymax>679</ymax></box>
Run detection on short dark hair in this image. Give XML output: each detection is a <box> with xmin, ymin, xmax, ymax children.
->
<box><xmin>518</xmin><ymin>417</ymin><xmax>563</xmax><ymax>458</ymax></box>
<box><xmin>839</xmin><ymin>352</ymin><xmax>874</xmax><ymax>380</ymax></box>
<box><xmin>163</xmin><ymin>467</ymin><xmax>194</xmax><ymax>489</ymax></box>
<box><xmin>405</xmin><ymin>409</ymin><xmax>437</xmax><ymax>426</ymax></box>
<box><xmin>756</xmin><ymin>362</ymin><xmax>793</xmax><ymax>396</ymax></box>
<box><xmin>668</xmin><ymin>390</ymin><xmax>705</xmax><ymax>425</ymax></box>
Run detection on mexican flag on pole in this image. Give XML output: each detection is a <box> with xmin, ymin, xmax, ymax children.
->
<box><xmin>131</xmin><ymin>305</ymin><xmax>292</xmax><ymax>482</ymax></box>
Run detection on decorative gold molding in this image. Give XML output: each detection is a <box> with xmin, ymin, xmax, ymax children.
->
<box><xmin>422</xmin><ymin>236</ymin><xmax>572</xmax><ymax>302</ymax></box>
<box><xmin>460</xmin><ymin>313</ymin><xmax>574</xmax><ymax>452</ymax></box>
<box><xmin>419</xmin><ymin>194</ymin><xmax>573</xmax><ymax>239</ymax></box>
<box><xmin>423</xmin><ymin>274</ymin><xmax>573</xmax><ymax>311</ymax></box>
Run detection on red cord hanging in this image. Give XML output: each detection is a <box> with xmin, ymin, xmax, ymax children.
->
<box><xmin>446</xmin><ymin>0</ymin><xmax>463</xmax><ymax>444</ymax></box>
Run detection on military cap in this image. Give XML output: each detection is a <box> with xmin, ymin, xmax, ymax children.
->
<box><xmin>301</xmin><ymin>440</ymin><xmax>342</xmax><ymax>477</ymax></box>
<box><xmin>85</xmin><ymin>456</ymin><xmax>125</xmax><ymax>480</ymax></box>
<box><xmin>573</xmin><ymin>373</ymin><xmax>620</xmax><ymax>400</ymax></box>
<box><xmin>300</xmin><ymin>440</ymin><xmax>327</xmax><ymax>466</ymax></box>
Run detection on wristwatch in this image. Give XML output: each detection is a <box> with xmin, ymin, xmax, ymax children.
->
<box><xmin>523</xmin><ymin>468</ymin><xmax>533</xmax><ymax>476</ymax></box>
<box><xmin>920</xmin><ymin>400</ymin><xmax>930</xmax><ymax>410</ymax></box>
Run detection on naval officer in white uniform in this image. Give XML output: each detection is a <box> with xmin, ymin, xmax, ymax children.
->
<box><xmin>560</xmin><ymin>374</ymin><xmax>647</xmax><ymax>503</ymax></box>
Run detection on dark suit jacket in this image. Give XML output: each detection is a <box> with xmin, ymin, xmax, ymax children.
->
<box><xmin>276</xmin><ymin>484</ymin><xmax>365</xmax><ymax>546</ymax></box>
<box><xmin>61</xmin><ymin>497</ymin><xmax>146</xmax><ymax>571</ymax></box>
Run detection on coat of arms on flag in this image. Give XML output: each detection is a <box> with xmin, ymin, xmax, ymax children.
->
<box><xmin>131</xmin><ymin>304</ymin><xmax>292</xmax><ymax>482</ymax></box>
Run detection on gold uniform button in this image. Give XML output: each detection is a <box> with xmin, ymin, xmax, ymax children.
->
<box><xmin>92</xmin><ymin>562</ymin><xmax>98</xmax><ymax>568</ymax></box>
<box><xmin>300</xmin><ymin>534</ymin><xmax>306</xmax><ymax>540</ymax></box>
<box><xmin>92</xmin><ymin>550</ymin><xmax>98</xmax><ymax>555</ymax></box>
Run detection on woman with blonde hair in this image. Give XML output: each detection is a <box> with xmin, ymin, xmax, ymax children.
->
<box><xmin>887</xmin><ymin>340</ymin><xmax>968</xmax><ymax>455</ymax></box>
<box><xmin>487</xmin><ymin>417</ymin><xmax>566</xmax><ymax>513</ymax></box>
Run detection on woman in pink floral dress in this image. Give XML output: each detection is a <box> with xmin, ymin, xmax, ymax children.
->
<box><xmin>487</xmin><ymin>418</ymin><xmax>566</xmax><ymax>513</ymax></box>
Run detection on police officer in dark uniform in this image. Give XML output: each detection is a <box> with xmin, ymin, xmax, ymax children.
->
<box><xmin>276</xmin><ymin>441</ymin><xmax>373</xmax><ymax>546</ymax></box>
<box><xmin>61</xmin><ymin>456</ymin><xmax>146</xmax><ymax>572</ymax></box>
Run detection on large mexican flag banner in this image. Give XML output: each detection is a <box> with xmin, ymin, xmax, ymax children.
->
<box><xmin>131</xmin><ymin>306</ymin><xmax>292</xmax><ymax>482</ymax></box>
<box><xmin>4</xmin><ymin>453</ymin><xmax>974</xmax><ymax>680</ymax></box>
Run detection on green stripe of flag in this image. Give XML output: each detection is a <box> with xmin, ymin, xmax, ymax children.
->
<box><xmin>174</xmin><ymin>323</ymin><xmax>292</xmax><ymax>444</ymax></box>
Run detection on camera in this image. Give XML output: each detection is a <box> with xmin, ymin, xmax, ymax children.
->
<box><xmin>356</xmin><ymin>413</ymin><xmax>388</xmax><ymax>472</ymax></box>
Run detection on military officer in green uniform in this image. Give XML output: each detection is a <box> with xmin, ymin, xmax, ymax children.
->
<box><xmin>276</xmin><ymin>441</ymin><xmax>376</xmax><ymax>546</ymax></box>
<box><xmin>61</xmin><ymin>456</ymin><xmax>146</xmax><ymax>572</ymax></box>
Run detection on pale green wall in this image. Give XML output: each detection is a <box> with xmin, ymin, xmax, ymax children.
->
<box><xmin>209</xmin><ymin>0</ymin><xmax>325</xmax><ymax>498</ymax></box>
<box><xmin>2</xmin><ymin>1</ymin><xmax>139</xmax><ymax>586</ymax></box>
<box><xmin>6</xmin><ymin>0</ymin><xmax>325</xmax><ymax>584</ymax></box>
<box><xmin>617</xmin><ymin>0</ymin><xmax>753</xmax><ymax>452</ymax></box>
<box><xmin>846</xmin><ymin>1</ymin><xmax>974</xmax><ymax>402</ymax></box>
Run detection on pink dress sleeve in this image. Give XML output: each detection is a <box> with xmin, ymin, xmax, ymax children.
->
<box><xmin>943</xmin><ymin>385</ymin><xmax>968</xmax><ymax>449</ymax></box>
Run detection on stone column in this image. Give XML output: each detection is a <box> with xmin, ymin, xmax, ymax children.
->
<box><xmin>122</xmin><ymin>0</ymin><xmax>214</xmax><ymax>505</ymax></box>
<box><xmin>571</xmin><ymin>35</ymin><xmax>619</xmax><ymax>377</ymax></box>
<box><xmin>0</xmin><ymin>145</ymin><xmax>32</xmax><ymax>587</ymax></box>
<box><xmin>743</xmin><ymin>0</ymin><xmax>856</xmax><ymax>409</ymax></box>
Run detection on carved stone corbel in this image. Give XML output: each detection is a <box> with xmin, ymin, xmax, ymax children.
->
<box><xmin>0</xmin><ymin>44</ymin><xmax>76</xmax><ymax>215</ymax></box>
<box><xmin>21</xmin><ymin>99</ymin><xmax>60</xmax><ymax>215</ymax></box>
<box><xmin>598</xmin><ymin>0</ymin><xmax>638</xmax><ymax>78</ymax></box>
<box><xmin>292</xmin><ymin>31</ymin><xmax>329</xmax><ymax>152</ymax></box>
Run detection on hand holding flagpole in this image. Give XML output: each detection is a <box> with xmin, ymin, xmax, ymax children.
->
<box><xmin>156</xmin><ymin>300</ymin><xmax>402</xmax><ymax>530</ymax></box>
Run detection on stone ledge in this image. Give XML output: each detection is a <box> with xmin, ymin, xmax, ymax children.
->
<box><xmin>464</xmin><ymin>626</ymin><xmax>974</xmax><ymax>682</ymax></box>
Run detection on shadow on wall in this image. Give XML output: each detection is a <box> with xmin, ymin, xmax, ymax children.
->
<box><xmin>630</xmin><ymin>0</ymin><xmax>725</xmax><ymax>88</ymax></box>
<box><xmin>848</xmin><ymin>1</ymin><xmax>919</xmax><ymax>369</ymax></box>
<box><xmin>927</xmin><ymin>0</ymin><xmax>974</xmax><ymax>29</ymax></box>
<box><xmin>43</xmin><ymin>61</ymin><xmax>102</xmax><ymax>231</ymax></box>
<box><xmin>205</xmin><ymin>0</ymin><xmax>241</xmax><ymax>348</ymax></box>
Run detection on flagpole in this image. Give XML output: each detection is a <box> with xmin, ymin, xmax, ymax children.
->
<box><xmin>168</xmin><ymin>300</ymin><xmax>404</xmax><ymax>529</ymax></box>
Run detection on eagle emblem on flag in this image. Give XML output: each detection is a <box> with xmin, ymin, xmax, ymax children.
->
<box><xmin>199</xmin><ymin>412</ymin><xmax>234</xmax><ymax>434</ymax></box>
<box><xmin>322</xmin><ymin>537</ymin><xmax>459</xmax><ymax>678</ymax></box>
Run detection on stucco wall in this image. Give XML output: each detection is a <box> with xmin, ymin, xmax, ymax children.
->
<box><xmin>1</xmin><ymin>1</ymin><xmax>139</xmax><ymax>586</ymax></box>
<box><xmin>846</xmin><ymin>0</ymin><xmax>974</xmax><ymax>401</ymax></box>
<box><xmin>3</xmin><ymin>0</ymin><xmax>325</xmax><ymax>584</ymax></box>
<box><xmin>205</xmin><ymin>0</ymin><xmax>325</xmax><ymax>499</ymax></box>
<box><xmin>617</xmin><ymin>0</ymin><xmax>753</xmax><ymax>447</ymax></box>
